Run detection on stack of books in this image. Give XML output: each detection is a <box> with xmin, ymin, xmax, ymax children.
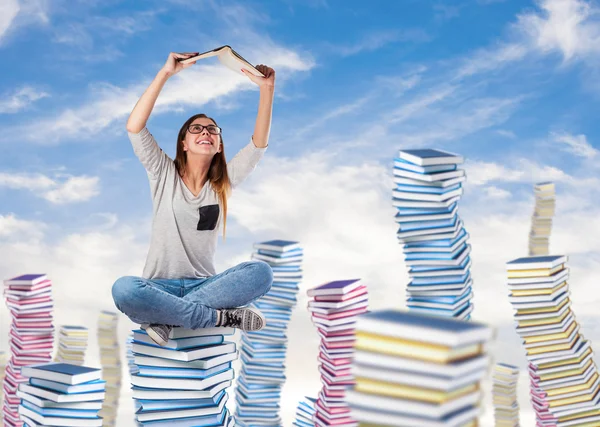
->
<box><xmin>393</xmin><ymin>149</ymin><xmax>474</xmax><ymax>319</ymax></box>
<box><xmin>97</xmin><ymin>310</ymin><xmax>121</xmax><ymax>426</ymax></box>
<box><xmin>235</xmin><ymin>239</ymin><xmax>303</xmax><ymax>427</ymax></box>
<box><xmin>506</xmin><ymin>255</ymin><xmax>600</xmax><ymax>425</ymax></box>
<box><xmin>307</xmin><ymin>279</ymin><xmax>368</xmax><ymax>427</ymax></box>
<box><xmin>54</xmin><ymin>325</ymin><xmax>88</xmax><ymax>365</ymax></box>
<box><xmin>492</xmin><ymin>363</ymin><xmax>520</xmax><ymax>426</ymax></box>
<box><xmin>17</xmin><ymin>362</ymin><xmax>105</xmax><ymax>427</ymax></box>
<box><xmin>293</xmin><ymin>396</ymin><xmax>317</xmax><ymax>427</ymax></box>
<box><xmin>126</xmin><ymin>332</ymin><xmax>139</xmax><ymax>412</ymax></box>
<box><xmin>2</xmin><ymin>273</ymin><xmax>54</xmax><ymax>427</ymax></box>
<box><xmin>130</xmin><ymin>326</ymin><xmax>238</xmax><ymax>426</ymax></box>
<box><xmin>345</xmin><ymin>309</ymin><xmax>492</xmax><ymax>426</ymax></box>
<box><xmin>529</xmin><ymin>182</ymin><xmax>556</xmax><ymax>256</ymax></box>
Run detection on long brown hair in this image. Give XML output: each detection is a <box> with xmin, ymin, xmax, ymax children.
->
<box><xmin>174</xmin><ymin>114</ymin><xmax>232</xmax><ymax>239</ymax></box>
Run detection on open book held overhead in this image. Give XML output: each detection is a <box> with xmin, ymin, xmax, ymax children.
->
<box><xmin>177</xmin><ymin>45</ymin><xmax>265</xmax><ymax>77</ymax></box>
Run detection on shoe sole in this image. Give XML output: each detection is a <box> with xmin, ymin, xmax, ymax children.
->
<box><xmin>146</xmin><ymin>327</ymin><xmax>168</xmax><ymax>347</ymax></box>
<box><xmin>247</xmin><ymin>307</ymin><xmax>266</xmax><ymax>331</ymax></box>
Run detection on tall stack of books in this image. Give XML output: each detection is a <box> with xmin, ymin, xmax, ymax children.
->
<box><xmin>506</xmin><ymin>255</ymin><xmax>600</xmax><ymax>425</ymax></box>
<box><xmin>293</xmin><ymin>396</ymin><xmax>317</xmax><ymax>427</ymax></box>
<box><xmin>54</xmin><ymin>326</ymin><xmax>88</xmax><ymax>365</ymax></box>
<box><xmin>17</xmin><ymin>362</ymin><xmax>105</xmax><ymax>426</ymax></box>
<box><xmin>2</xmin><ymin>273</ymin><xmax>54</xmax><ymax>427</ymax></box>
<box><xmin>345</xmin><ymin>309</ymin><xmax>492</xmax><ymax>426</ymax></box>
<box><xmin>307</xmin><ymin>279</ymin><xmax>368</xmax><ymax>427</ymax></box>
<box><xmin>492</xmin><ymin>363</ymin><xmax>520</xmax><ymax>427</ymax></box>
<box><xmin>393</xmin><ymin>149</ymin><xmax>473</xmax><ymax>319</ymax></box>
<box><xmin>235</xmin><ymin>239</ymin><xmax>303</xmax><ymax>427</ymax></box>
<box><xmin>130</xmin><ymin>326</ymin><xmax>238</xmax><ymax>426</ymax></box>
<box><xmin>97</xmin><ymin>310</ymin><xmax>120</xmax><ymax>426</ymax></box>
<box><xmin>529</xmin><ymin>182</ymin><xmax>556</xmax><ymax>256</ymax></box>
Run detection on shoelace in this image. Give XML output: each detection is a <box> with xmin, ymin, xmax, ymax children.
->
<box><xmin>223</xmin><ymin>310</ymin><xmax>241</xmax><ymax>328</ymax></box>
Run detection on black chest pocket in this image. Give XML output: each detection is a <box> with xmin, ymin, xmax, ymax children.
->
<box><xmin>197</xmin><ymin>204</ymin><xmax>220</xmax><ymax>231</ymax></box>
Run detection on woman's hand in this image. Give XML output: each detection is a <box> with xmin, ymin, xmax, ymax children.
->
<box><xmin>161</xmin><ymin>52</ymin><xmax>199</xmax><ymax>77</ymax></box>
<box><xmin>242</xmin><ymin>64</ymin><xmax>275</xmax><ymax>89</ymax></box>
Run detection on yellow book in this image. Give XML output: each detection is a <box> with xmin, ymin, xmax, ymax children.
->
<box><xmin>524</xmin><ymin>322</ymin><xmax>576</xmax><ymax>344</ymax></box>
<box><xmin>511</xmin><ymin>281</ymin><xmax>567</xmax><ymax>297</ymax></box>
<box><xmin>517</xmin><ymin>297</ymin><xmax>569</xmax><ymax>316</ymax></box>
<box><xmin>355</xmin><ymin>377</ymin><xmax>478</xmax><ymax>404</ymax></box>
<box><xmin>355</xmin><ymin>332</ymin><xmax>483</xmax><ymax>364</ymax></box>
<box><xmin>527</xmin><ymin>333</ymin><xmax>580</xmax><ymax>355</ymax></box>
<box><xmin>558</xmin><ymin>408</ymin><xmax>600</xmax><ymax>423</ymax></box>
<box><xmin>546</xmin><ymin>374</ymin><xmax>599</xmax><ymax>399</ymax></box>
<box><xmin>535</xmin><ymin>348</ymin><xmax>592</xmax><ymax>371</ymax></box>
<box><xmin>538</xmin><ymin>359</ymin><xmax>593</xmax><ymax>382</ymax></box>
<box><xmin>508</xmin><ymin>264</ymin><xmax>564</xmax><ymax>278</ymax></box>
<box><xmin>517</xmin><ymin>309</ymin><xmax>569</xmax><ymax>328</ymax></box>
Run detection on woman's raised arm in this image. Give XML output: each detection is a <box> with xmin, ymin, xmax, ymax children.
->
<box><xmin>126</xmin><ymin>52</ymin><xmax>198</xmax><ymax>134</ymax></box>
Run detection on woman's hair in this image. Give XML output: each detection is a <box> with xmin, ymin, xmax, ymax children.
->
<box><xmin>174</xmin><ymin>114</ymin><xmax>232</xmax><ymax>239</ymax></box>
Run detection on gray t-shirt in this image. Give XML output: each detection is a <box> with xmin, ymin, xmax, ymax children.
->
<box><xmin>129</xmin><ymin>127</ymin><xmax>267</xmax><ymax>279</ymax></box>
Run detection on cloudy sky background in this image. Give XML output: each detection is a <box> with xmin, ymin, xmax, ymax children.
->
<box><xmin>2</xmin><ymin>0</ymin><xmax>600</xmax><ymax>425</ymax></box>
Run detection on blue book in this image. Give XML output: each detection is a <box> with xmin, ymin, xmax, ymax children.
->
<box><xmin>21</xmin><ymin>400</ymin><xmax>98</xmax><ymax>418</ymax></box>
<box><xmin>22</xmin><ymin>363</ymin><xmax>102</xmax><ymax>386</ymax></box>
<box><xmin>136</xmin><ymin>362</ymin><xmax>231</xmax><ymax>379</ymax></box>
<box><xmin>393</xmin><ymin>158</ymin><xmax>457</xmax><ymax>174</ymax></box>
<box><xmin>29</xmin><ymin>378</ymin><xmax>106</xmax><ymax>394</ymax></box>
<box><xmin>398</xmin><ymin>218</ymin><xmax>457</xmax><ymax>232</ymax></box>
<box><xmin>307</xmin><ymin>279</ymin><xmax>362</xmax><ymax>296</ymax></box>
<box><xmin>410</xmin><ymin>273</ymin><xmax>471</xmax><ymax>286</ymax></box>
<box><xmin>404</xmin><ymin>228</ymin><xmax>467</xmax><ymax>249</ymax></box>
<box><xmin>397</xmin><ymin>148</ymin><xmax>464</xmax><ymax>166</ymax></box>
<box><xmin>506</xmin><ymin>255</ymin><xmax>567</xmax><ymax>270</ymax></box>
<box><xmin>253</xmin><ymin>240</ymin><xmax>300</xmax><ymax>252</ymax></box>
<box><xmin>139</xmin><ymin>391</ymin><xmax>224</xmax><ymax>411</ymax></box>
<box><xmin>394</xmin><ymin>182</ymin><xmax>461</xmax><ymax>194</ymax></box>
<box><xmin>5</xmin><ymin>273</ymin><xmax>47</xmax><ymax>285</ymax></box>
<box><xmin>396</xmin><ymin>203</ymin><xmax>457</xmax><ymax>216</ymax></box>
<box><xmin>142</xmin><ymin>408</ymin><xmax>227</xmax><ymax>426</ymax></box>
<box><xmin>355</xmin><ymin>309</ymin><xmax>490</xmax><ymax>346</ymax></box>
<box><xmin>257</xmin><ymin>248</ymin><xmax>303</xmax><ymax>257</ymax></box>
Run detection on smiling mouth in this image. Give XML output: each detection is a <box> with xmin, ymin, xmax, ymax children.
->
<box><xmin>196</xmin><ymin>140</ymin><xmax>212</xmax><ymax>145</ymax></box>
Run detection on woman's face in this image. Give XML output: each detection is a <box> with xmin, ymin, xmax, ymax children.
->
<box><xmin>182</xmin><ymin>117</ymin><xmax>222</xmax><ymax>157</ymax></box>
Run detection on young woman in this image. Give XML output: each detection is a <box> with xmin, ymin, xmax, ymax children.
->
<box><xmin>111</xmin><ymin>52</ymin><xmax>275</xmax><ymax>346</ymax></box>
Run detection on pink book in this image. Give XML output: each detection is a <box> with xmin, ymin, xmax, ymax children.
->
<box><xmin>316</xmin><ymin>399</ymin><xmax>350</xmax><ymax>414</ymax></box>
<box><xmin>312</xmin><ymin>307</ymin><xmax>367</xmax><ymax>321</ymax></box>
<box><xmin>318</xmin><ymin>352</ymin><xmax>351</xmax><ymax>365</ymax></box>
<box><xmin>314</xmin><ymin>285</ymin><xmax>367</xmax><ymax>302</ymax></box>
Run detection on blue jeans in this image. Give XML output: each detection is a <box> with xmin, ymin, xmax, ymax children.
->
<box><xmin>111</xmin><ymin>260</ymin><xmax>273</xmax><ymax>329</ymax></box>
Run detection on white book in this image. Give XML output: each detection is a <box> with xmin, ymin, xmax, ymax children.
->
<box><xmin>392</xmin><ymin>187</ymin><xmax>463</xmax><ymax>203</ymax></box>
<box><xmin>393</xmin><ymin>195</ymin><xmax>461</xmax><ymax>209</ymax></box>
<box><xmin>393</xmin><ymin>175</ymin><xmax>466</xmax><ymax>188</ymax></box>
<box><xmin>397</xmin><ymin>149</ymin><xmax>465</xmax><ymax>166</ymax></box>
<box><xmin>133</xmin><ymin>352</ymin><xmax>238</xmax><ymax>370</ymax></box>
<box><xmin>131</xmin><ymin>341</ymin><xmax>236</xmax><ymax>362</ymax></box>
<box><xmin>131</xmin><ymin>369</ymin><xmax>234</xmax><ymax>391</ymax></box>
<box><xmin>18</xmin><ymin>406</ymin><xmax>102</xmax><ymax>426</ymax></box>
<box><xmin>178</xmin><ymin>45</ymin><xmax>264</xmax><ymax>77</ymax></box>
<box><xmin>345</xmin><ymin>388</ymin><xmax>481</xmax><ymax>419</ymax></box>
<box><xmin>132</xmin><ymin>380</ymin><xmax>230</xmax><ymax>400</ymax></box>
<box><xmin>136</xmin><ymin>393</ymin><xmax>227</xmax><ymax>422</ymax></box>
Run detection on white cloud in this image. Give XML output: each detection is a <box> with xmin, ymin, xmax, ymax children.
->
<box><xmin>0</xmin><ymin>86</ymin><xmax>50</xmax><ymax>114</ymax></box>
<box><xmin>517</xmin><ymin>0</ymin><xmax>600</xmax><ymax>61</ymax></box>
<box><xmin>465</xmin><ymin>159</ymin><xmax>575</xmax><ymax>186</ymax></box>
<box><xmin>0</xmin><ymin>172</ymin><xmax>100</xmax><ymax>204</ymax></box>
<box><xmin>43</xmin><ymin>176</ymin><xmax>100</xmax><ymax>204</ymax></box>
<box><xmin>0</xmin><ymin>0</ymin><xmax>50</xmax><ymax>45</ymax></box>
<box><xmin>552</xmin><ymin>131</ymin><xmax>598</xmax><ymax>158</ymax></box>
<box><xmin>0</xmin><ymin>0</ymin><xmax>20</xmax><ymax>43</ymax></box>
<box><xmin>455</xmin><ymin>43</ymin><xmax>528</xmax><ymax>79</ymax></box>
<box><xmin>330</xmin><ymin>28</ymin><xmax>431</xmax><ymax>57</ymax></box>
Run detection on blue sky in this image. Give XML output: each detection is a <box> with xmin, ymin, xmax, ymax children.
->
<box><xmin>2</xmin><ymin>0</ymin><xmax>600</xmax><ymax>425</ymax></box>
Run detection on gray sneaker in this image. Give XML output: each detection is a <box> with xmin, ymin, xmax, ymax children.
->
<box><xmin>144</xmin><ymin>324</ymin><xmax>172</xmax><ymax>347</ymax></box>
<box><xmin>219</xmin><ymin>307</ymin><xmax>266</xmax><ymax>331</ymax></box>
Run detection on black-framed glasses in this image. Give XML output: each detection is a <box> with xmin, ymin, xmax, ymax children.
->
<box><xmin>187</xmin><ymin>124</ymin><xmax>222</xmax><ymax>135</ymax></box>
